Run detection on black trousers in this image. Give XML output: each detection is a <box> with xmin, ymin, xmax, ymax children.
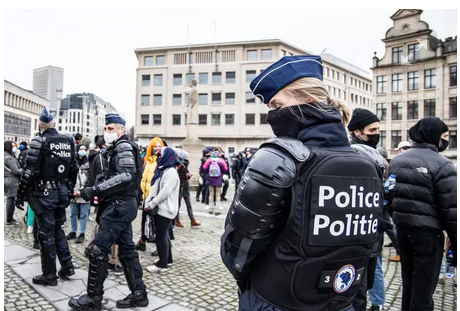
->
<box><xmin>397</xmin><ymin>228</ymin><xmax>444</xmax><ymax>311</ymax></box>
<box><xmin>154</xmin><ymin>214</ymin><xmax>173</xmax><ymax>268</ymax></box>
<box><xmin>35</xmin><ymin>187</ymin><xmax>72</xmax><ymax>276</ymax></box>
<box><xmin>6</xmin><ymin>197</ymin><xmax>15</xmax><ymax>222</ymax></box>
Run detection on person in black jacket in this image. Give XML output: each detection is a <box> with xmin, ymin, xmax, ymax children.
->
<box><xmin>388</xmin><ymin>117</ymin><xmax>457</xmax><ymax>311</ymax></box>
<box><xmin>18</xmin><ymin>141</ymin><xmax>29</xmax><ymax>168</ymax></box>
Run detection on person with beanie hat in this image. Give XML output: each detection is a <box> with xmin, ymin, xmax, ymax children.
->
<box><xmin>348</xmin><ymin>108</ymin><xmax>381</xmax><ymax>149</ymax></box>
<box><xmin>388</xmin><ymin>117</ymin><xmax>456</xmax><ymax>311</ymax></box>
<box><xmin>196</xmin><ymin>148</ymin><xmax>211</xmax><ymax>203</ymax></box>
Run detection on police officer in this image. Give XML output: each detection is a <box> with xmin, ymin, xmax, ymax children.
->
<box><xmin>220</xmin><ymin>55</ymin><xmax>384</xmax><ymax>311</ymax></box>
<box><xmin>69</xmin><ymin>114</ymin><xmax>148</xmax><ymax>310</ymax></box>
<box><xmin>15</xmin><ymin>108</ymin><xmax>78</xmax><ymax>286</ymax></box>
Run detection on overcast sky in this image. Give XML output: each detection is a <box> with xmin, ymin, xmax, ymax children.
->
<box><xmin>4</xmin><ymin>9</ymin><xmax>457</xmax><ymax>127</ymax></box>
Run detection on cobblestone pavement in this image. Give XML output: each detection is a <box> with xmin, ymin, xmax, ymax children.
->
<box><xmin>4</xmin><ymin>183</ymin><xmax>457</xmax><ymax>310</ymax></box>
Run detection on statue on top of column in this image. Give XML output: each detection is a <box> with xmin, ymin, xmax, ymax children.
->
<box><xmin>187</xmin><ymin>79</ymin><xmax>198</xmax><ymax>125</ymax></box>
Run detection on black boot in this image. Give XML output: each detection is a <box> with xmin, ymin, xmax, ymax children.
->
<box><xmin>116</xmin><ymin>290</ymin><xmax>149</xmax><ymax>308</ymax></box>
<box><xmin>68</xmin><ymin>246</ymin><xmax>107</xmax><ymax>310</ymax></box>
<box><xmin>58</xmin><ymin>260</ymin><xmax>75</xmax><ymax>279</ymax></box>
<box><xmin>32</xmin><ymin>274</ymin><xmax>58</xmax><ymax>286</ymax></box>
<box><xmin>68</xmin><ymin>294</ymin><xmax>102</xmax><ymax>311</ymax></box>
<box><xmin>118</xmin><ymin>253</ymin><xmax>149</xmax><ymax>308</ymax></box>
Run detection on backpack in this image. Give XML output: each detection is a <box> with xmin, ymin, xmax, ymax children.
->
<box><xmin>209</xmin><ymin>160</ymin><xmax>221</xmax><ymax>177</ymax></box>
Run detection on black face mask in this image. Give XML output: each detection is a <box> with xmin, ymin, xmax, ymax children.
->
<box><xmin>359</xmin><ymin>133</ymin><xmax>380</xmax><ymax>149</ymax></box>
<box><xmin>438</xmin><ymin>139</ymin><xmax>449</xmax><ymax>152</ymax></box>
<box><xmin>266</xmin><ymin>103</ymin><xmax>342</xmax><ymax>138</ymax></box>
<box><xmin>183</xmin><ymin>159</ymin><xmax>190</xmax><ymax>167</ymax></box>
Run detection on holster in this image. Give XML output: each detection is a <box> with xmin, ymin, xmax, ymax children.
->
<box><xmin>27</xmin><ymin>193</ymin><xmax>43</xmax><ymax>216</ymax></box>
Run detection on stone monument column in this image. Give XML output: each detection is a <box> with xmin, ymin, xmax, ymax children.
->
<box><xmin>182</xmin><ymin>79</ymin><xmax>205</xmax><ymax>189</ymax></box>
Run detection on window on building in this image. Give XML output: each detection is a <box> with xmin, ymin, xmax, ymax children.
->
<box><xmin>377</xmin><ymin>76</ymin><xmax>387</xmax><ymax>93</ymax></box>
<box><xmin>153</xmin><ymin>114</ymin><xmax>162</xmax><ymax>125</ymax></box>
<box><xmin>261</xmin><ymin>49</ymin><xmax>272</xmax><ymax>60</ymax></box>
<box><xmin>246</xmin><ymin>92</ymin><xmax>255</xmax><ymax>103</ymax></box>
<box><xmin>185</xmin><ymin>92</ymin><xmax>189</xmax><ymax>104</ymax></box>
<box><xmin>199</xmin><ymin>73</ymin><xmax>208</xmax><ymax>84</ymax></box>
<box><xmin>336</xmin><ymin>72</ymin><xmax>340</xmax><ymax>81</ymax></box>
<box><xmin>154</xmin><ymin>74</ymin><xmax>163</xmax><ymax>86</ymax></box>
<box><xmin>173</xmin><ymin>94</ymin><xmax>182</xmax><ymax>106</ymax></box>
<box><xmin>225</xmin><ymin>93</ymin><xmax>235</xmax><ymax>104</ymax></box>
<box><xmin>344</xmin><ymin>91</ymin><xmax>346</xmax><ymax>101</ymax></box>
<box><xmin>392</xmin><ymin>73</ymin><xmax>403</xmax><ymax>92</ymax></box>
<box><xmin>391</xmin><ymin>130</ymin><xmax>402</xmax><ymax>148</ymax></box>
<box><xmin>424</xmin><ymin>99</ymin><xmax>436</xmax><ymax>117</ymax></box>
<box><xmin>199</xmin><ymin>93</ymin><xmax>208</xmax><ymax>105</ymax></box>
<box><xmin>212</xmin><ymin>93</ymin><xmax>221</xmax><ymax>105</ymax></box>
<box><xmin>343</xmin><ymin>74</ymin><xmax>347</xmax><ymax>84</ymax></box>
<box><xmin>392</xmin><ymin>102</ymin><xmax>403</xmax><ymax>120</ymax></box>
<box><xmin>260</xmin><ymin>113</ymin><xmax>268</xmax><ymax>125</ymax></box>
<box><xmin>141</xmin><ymin>95</ymin><xmax>150</xmax><ymax>106</ymax></box>
<box><xmin>246</xmin><ymin>114</ymin><xmax>255</xmax><ymax>125</ymax></box>
<box><xmin>229</xmin><ymin>147</ymin><xmax>235</xmax><ymax>154</ymax></box>
<box><xmin>407</xmin><ymin>100</ymin><xmax>419</xmax><ymax>119</ymax></box>
<box><xmin>450</xmin><ymin>97</ymin><xmax>457</xmax><ymax>118</ymax></box>
<box><xmin>226</xmin><ymin>71</ymin><xmax>236</xmax><ymax>83</ymax></box>
<box><xmin>58</xmin><ymin>126</ymin><xmax>62</xmax><ymax>131</ymax></box>
<box><xmin>225</xmin><ymin>114</ymin><xmax>234</xmax><ymax>125</ymax></box>
<box><xmin>186</xmin><ymin>73</ymin><xmax>195</xmax><ymax>85</ymax></box>
<box><xmin>408</xmin><ymin>71</ymin><xmax>419</xmax><ymax>91</ymax></box>
<box><xmin>449</xmin><ymin>130</ymin><xmax>457</xmax><ymax>149</ymax></box>
<box><xmin>141</xmin><ymin>114</ymin><xmax>149</xmax><ymax>125</ymax></box>
<box><xmin>246</xmin><ymin>70</ymin><xmax>257</xmax><ymax>83</ymax></box>
<box><xmin>377</xmin><ymin>131</ymin><xmax>386</xmax><ymax>149</ymax></box>
<box><xmin>189</xmin><ymin>52</ymin><xmax>193</xmax><ymax>64</ymax></box>
<box><xmin>247</xmin><ymin>50</ymin><xmax>257</xmax><ymax>61</ymax></box>
<box><xmin>142</xmin><ymin>75</ymin><xmax>150</xmax><ymax>86</ymax></box>
<box><xmin>144</xmin><ymin>56</ymin><xmax>153</xmax><ymax>66</ymax></box>
<box><xmin>156</xmin><ymin>55</ymin><xmax>165</xmax><ymax>66</ymax></box>
<box><xmin>198</xmin><ymin>114</ymin><xmax>207</xmax><ymax>125</ymax></box>
<box><xmin>173</xmin><ymin>74</ymin><xmax>182</xmax><ymax>85</ymax></box>
<box><xmin>376</xmin><ymin>103</ymin><xmax>386</xmax><ymax>121</ymax></box>
<box><xmin>326</xmin><ymin>68</ymin><xmax>330</xmax><ymax>77</ymax></box>
<box><xmin>172</xmin><ymin>114</ymin><xmax>181</xmax><ymax>125</ymax></box>
<box><xmin>212</xmin><ymin>72</ymin><xmax>222</xmax><ymax>84</ymax></box>
<box><xmin>424</xmin><ymin>69</ymin><xmax>436</xmax><ymax>89</ymax></box>
<box><xmin>211</xmin><ymin>114</ymin><xmax>221</xmax><ymax>126</ymax></box>
<box><xmin>153</xmin><ymin>94</ymin><xmax>162</xmax><ymax>105</ymax></box>
<box><xmin>392</xmin><ymin>46</ymin><xmax>403</xmax><ymax>63</ymax></box>
<box><xmin>408</xmin><ymin>43</ymin><xmax>420</xmax><ymax>61</ymax></box>
<box><xmin>450</xmin><ymin>65</ymin><xmax>457</xmax><ymax>87</ymax></box>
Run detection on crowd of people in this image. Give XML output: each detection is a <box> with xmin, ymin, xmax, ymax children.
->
<box><xmin>4</xmin><ymin>54</ymin><xmax>456</xmax><ymax>311</ymax></box>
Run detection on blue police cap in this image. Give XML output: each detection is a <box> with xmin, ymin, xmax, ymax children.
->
<box><xmin>105</xmin><ymin>113</ymin><xmax>125</xmax><ymax>126</ymax></box>
<box><xmin>39</xmin><ymin>108</ymin><xmax>54</xmax><ymax>123</ymax></box>
<box><xmin>250</xmin><ymin>55</ymin><xmax>323</xmax><ymax>104</ymax></box>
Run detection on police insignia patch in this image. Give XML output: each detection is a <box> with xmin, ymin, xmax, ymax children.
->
<box><xmin>58</xmin><ymin>164</ymin><xmax>65</xmax><ymax>173</ymax></box>
<box><xmin>333</xmin><ymin>264</ymin><xmax>355</xmax><ymax>293</ymax></box>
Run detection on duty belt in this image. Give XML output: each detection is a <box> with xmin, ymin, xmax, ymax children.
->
<box><xmin>36</xmin><ymin>180</ymin><xmax>67</xmax><ymax>193</ymax></box>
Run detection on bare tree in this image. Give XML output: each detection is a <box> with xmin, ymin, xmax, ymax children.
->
<box><xmin>128</xmin><ymin>126</ymin><xmax>135</xmax><ymax>141</ymax></box>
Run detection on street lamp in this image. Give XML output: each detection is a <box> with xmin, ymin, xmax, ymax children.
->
<box><xmin>56</xmin><ymin>89</ymin><xmax>62</xmax><ymax>122</ymax></box>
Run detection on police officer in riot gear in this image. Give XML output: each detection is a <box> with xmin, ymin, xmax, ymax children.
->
<box><xmin>68</xmin><ymin>113</ymin><xmax>148</xmax><ymax>310</ymax></box>
<box><xmin>220</xmin><ymin>55</ymin><xmax>384</xmax><ymax>311</ymax></box>
<box><xmin>15</xmin><ymin>108</ymin><xmax>78</xmax><ymax>286</ymax></box>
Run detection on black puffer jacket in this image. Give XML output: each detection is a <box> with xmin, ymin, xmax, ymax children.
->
<box><xmin>389</xmin><ymin>120</ymin><xmax>457</xmax><ymax>252</ymax></box>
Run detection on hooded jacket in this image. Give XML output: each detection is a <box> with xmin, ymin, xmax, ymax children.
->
<box><xmin>388</xmin><ymin>117</ymin><xmax>457</xmax><ymax>251</ymax></box>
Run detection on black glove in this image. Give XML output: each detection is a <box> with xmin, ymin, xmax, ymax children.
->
<box><xmin>14</xmin><ymin>196</ymin><xmax>25</xmax><ymax>211</ymax></box>
<box><xmin>80</xmin><ymin>187</ymin><xmax>95</xmax><ymax>202</ymax></box>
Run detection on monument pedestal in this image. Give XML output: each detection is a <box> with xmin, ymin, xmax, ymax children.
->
<box><xmin>181</xmin><ymin>123</ymin><xmax>204</xmax><ymax>189</ymax></box>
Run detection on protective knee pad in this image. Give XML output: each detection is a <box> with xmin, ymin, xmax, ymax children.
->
<box><xmin>88</xmin><ymin>245</ymin><xmax>109</xmax><ymax>297</ymax></box>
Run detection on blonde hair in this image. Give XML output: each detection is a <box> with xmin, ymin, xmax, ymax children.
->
<box><xmin>282</xmin><ymin>77</ymin><xmax>351</xmax><ymax>125</ymax></box>
<box><xmin>38</xmin><ymin>120</ymin><xmax>55</xmax><ymax>131</ymax></box>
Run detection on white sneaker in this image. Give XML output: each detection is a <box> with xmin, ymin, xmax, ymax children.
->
<box><xmin>204</xmin><ymin>204</ymin><xmax>210</xmax><ymax>211</ymax></box>
<box><xmin>27</xmin><ymin>226</ymin><xmax>34</xmax><ymax>234</ymax></box>
<box><xmin>146</xmin><ymin>265</ymin><xmax>168</xmax><ymax>273</ymax></box>
<box><xmin>88</xmin><ymin>215</ymin><xmax>95</xmax><ymax>222</ymax></box>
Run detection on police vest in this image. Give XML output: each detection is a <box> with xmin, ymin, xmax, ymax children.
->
<box><xmin>40</xmin><ymin>135</ymin><xmax>75</xmax><ymax>182</ymax></box>
<box><xmin>250</xmin><ymin>145</ymin><xmax>383</xmax><ymax>311</ymax></box>
<box><xmin>104</xmin><ymin>139</ymin><xmax>142</xmax><ymax>198</ymax></box>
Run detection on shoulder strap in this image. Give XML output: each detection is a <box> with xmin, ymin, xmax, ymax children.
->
<box><xmin>260</xmin><ymin>137</ymin><xmax>310</xmax><ymax>162</ymax></box>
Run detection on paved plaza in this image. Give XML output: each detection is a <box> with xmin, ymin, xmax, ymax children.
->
<box><xmin>3</xmin><ymin>184</ymin><xmax>457</xmax><ymax>310</ymax></box>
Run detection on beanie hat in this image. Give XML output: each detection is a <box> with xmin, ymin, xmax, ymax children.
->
<box><xmin>347</xmin><ymin>108</ymin><xmax>380</xmax><ymax>132</ymax></box>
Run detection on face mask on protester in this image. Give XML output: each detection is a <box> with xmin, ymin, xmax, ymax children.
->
<box><xmin>78</xmin><ymin>150</ymin><xmax>87</xmax><ymax>157</ymax></box>
<box><xmin>12</xmin><ymin>147</ymin><xmax>17</xmax><ymax>154</ymax></box>
<box><xmin>104</xmin><ymin>132</ymin><xmax>119</xmax><ymax>145</ymax></box>
<box><xmin>438</xmin><ymin>139</ymin><xmax>449</xmax><ymax>152</ymax></box>
<box><xmin>360</xmin><ymin>132</ymin><xmax>380</xmax><ymax>149</ymax></box>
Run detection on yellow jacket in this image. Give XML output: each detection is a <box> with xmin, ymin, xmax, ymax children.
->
<box><xmin>141</xmin><ymin>155</ymin><xmax>158</xmax><ymax>201</ymax></box>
